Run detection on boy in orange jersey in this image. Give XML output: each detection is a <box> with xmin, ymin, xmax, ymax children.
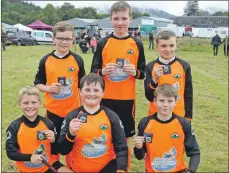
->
<box><xmin>134</xmin><ymin>84</ymin><xmax>200</xmax><ymax>173</ymax></box>
<box><xmin>34</xmin><ymin>21</ymin><xmax>85</xmax><ymax>165</ymax></box>
<box><xmin>144</xmin><ymin>30</ymin><xmax>193</xmax><ymax>121</ymax></box>
<box><xmin>5</xmin><ymin>86</ymin><xmax>72</xmax><ymax>173</ymax></box>
<box><xmin>90</xmin><ymin>1</ymin><xmax>146</xmax><ymax>170</ymax></box>
<box><xmin>58</xmin><ymin>73</ymin><xmax>128</xmax><ymax>173</ymax></box>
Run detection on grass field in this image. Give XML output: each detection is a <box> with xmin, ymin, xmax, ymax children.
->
<box><xmin>1</xmin><ymin>37</ymin><xmax>228</xmax><ymax>172</ymax></box>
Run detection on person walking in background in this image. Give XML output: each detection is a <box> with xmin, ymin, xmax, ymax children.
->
<box><xmin>222</xmin><ymin>35</ymin><xmax>229</xmax><ymax>57</ymax></box>
<box><xmin>149</xmin><ymin>30</ymin><xmax>154</xmax><ymax>49</ymax></box>
<box><xmin>211</xmin><ymin>33</ymin><xmax>221</xmax><ymax>56</ymax></box>
<box><xmin>1</xmin><ymin>28</ymin><xmax>7</xmax><ymax>51</ymax></box>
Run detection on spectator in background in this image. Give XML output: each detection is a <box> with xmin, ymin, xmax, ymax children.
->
<box><xmin>149</xmin><ymin>30</ymin><xmax>154</xmax><ymax>49</ymax></box>
<box><xmin>79</xmin><ymin>38</ymin><xmax>89</xmax><ymax>54</ymax></box>
<box><xmin>222</xmin><ymin>35</ymin><xmax>229</xmax><ymax>57</ymax></box>
<box><xmin>211</xmin><ymin>33</ymin><xmax>221</xmax><ymax>56</ymax></box>
<box><xmin>90</xmin><ymin>36</ymin><xmax>98</xmax><ymax>54</ymax></box>
<box><xmin>1</xmin><ymin>28</ymin><xmax>7</xmax><ymax>51</ymax></box>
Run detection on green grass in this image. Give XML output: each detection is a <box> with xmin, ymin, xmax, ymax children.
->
<box><xmin>2</xmin><ymin>38</ymin><xmax>228</xmax><ymax>172</ymax></box>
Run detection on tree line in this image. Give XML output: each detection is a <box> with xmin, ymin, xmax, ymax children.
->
<box><xmin>1</xmin><ymin>0</ymin><xmax>151</xmax><ymax>26</ymax></box>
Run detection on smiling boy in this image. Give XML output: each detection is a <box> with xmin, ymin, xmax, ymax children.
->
<box><xmin>144</xmin><ymin>30</ymin><xmax>193</xmax><ymax>120</ymax></box>
<box><xmin>134</xmin><ymin>84</ymin><xmax>200</xmax><ymax>173</ymax></box>
<box><xmin>58</xmin><ymin>73</ymin><xmax>128</xmax><ymax>173</ymax></box>
<box><xmin>34</xmin><ymin>21</ymin><xmax>85</xmax><ymax>146</ymax></box>
<box><xmin>5</xmin><ymin>86</ymin><xmax>72</xmax><ymax>173</ymax></box>
<box><xmin>90</xmin><ymin>2</ymin><xmax>146</xmax><ymax>169</ymax></box>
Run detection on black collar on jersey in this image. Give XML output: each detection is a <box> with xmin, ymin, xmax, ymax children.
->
<box><xmin>80</xmin><ymin>105</ymin><xmax>102</xmax><ymax>116</ymax></box>
<box><xmin>156</xmin><ymin>57</ymin><xmax>177</xmax><ymax>65</ymax></box>
<box><xmin>21</xmin><ymin>115</ymin><xmax>40</xmax><ymax>128</ymax></box>
<box><xmin>111</xmin><ymin>32</ymin><xmax>131</xmax><ymax>40</ymax></box>
<box><xmin>51</xmin><ymin>50</ymin><xmax>72</xmax><ymax>59</ymax></box>
<box><xmin>153</xmin><ymin>113</ymin><xmax>176</xmax><ymax>124</ymax></box>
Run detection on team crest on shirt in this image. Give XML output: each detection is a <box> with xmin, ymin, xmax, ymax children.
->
<box><xmin>82</xmin><ymin>134</ymin><xmax>107</xmax><ymax>158</ymax></box>
<box><xmin>51</xmin><ymin>77</ymin><xmax>73</xmax><ymax>99</ymax></box>
<box><xmin>68</xmin><ymin>66</ymin><xmax>75</xmax><ymax>72</ymax></box>
<box><xmin>24</xmin><ymin>144</ymin><xmax>48</xmax><ymax>168</ymax></box>
<box><xmin>100</xmin><ymin>124</ymin><xmax>108</xmax><ymax>130</ymax></box>
<box><xmin>171</xmin><ymin>132</ymin><xmax>179</xmax><ymax>138</ymax></box>
<box><xmin>6</xmin><ymin>131</ymin><xmax>12</xmax><ymax>140</ymax></box>
<box><xmin>127</xmin><ymin>49</ymin><xmax>134</xmax><ymax>54</ymax></box>
<box><xmin>173</xmin><ymin>74</ymin><xmax>181</xmax><ymax>79</ymax></box>
<box><xmin>152</xmin><ymin>147</ymin><xmax>177</xmax><ymax>171</ymax></box>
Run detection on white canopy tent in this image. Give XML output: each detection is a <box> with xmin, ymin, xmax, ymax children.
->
<box><xmin>13</xmin><ymin>23</ymin><xmax>33</xmax><ymax>32</ymax></box>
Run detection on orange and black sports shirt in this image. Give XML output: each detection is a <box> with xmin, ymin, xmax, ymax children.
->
<box><xmin>134</xmin><ymin>113</ymin><xmax>200</xmax><ymax>173</ymax></box>
<box><xmin>6</xmin><ymin>115</ymin><xmax>58</xmax><ymax>172</ymax></box>
<box><xmin>144</xmin><ymin>57</ymin><xmax>193</xmax><ymax>119</ymax></box>
<box><xmin>34</xmin><ymin>50</ymin><xmax>85</xmax><ymax>118</ymax></box>
<box><xmin>90</xmin><ymin>33</ymin><xmax>146</xmax><ymax>100</ymax></box>
<box><xmin>58</xmin><ymin>105</ymin><xmax>128</xmax><ymax>172</ymax></box>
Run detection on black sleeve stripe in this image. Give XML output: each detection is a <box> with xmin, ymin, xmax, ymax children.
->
<box><xmin>34</xmin><ymin>53</ymin><xmax>51</xmax><ymax>85</ymax></box>
<box><xmin>176</xmin><ymin>58</ymin><xmax>193</xmax><ymax>119</ymax></box>
<box><xmin>144</xmin><ymin>61</ymin><xmax>157</xmax><ymax>102</ymax></box>
<box><xmin>39</xmin><ymin>116</ymin><xmax>55</xmax><ymax>131</ymax></box>
<box><xmin>71</xmin><ymin>52</ymin><xmax>86</xmax><ymax>87</ymax></box>
<box><xmin>131</xmin><ymin>36</ymin><xmax>146</xmax><ymax>80</ymax></box>
<box><xmin>90</xmin><ymin>36</ymin><xmax>110</xmax><ymax>74</ymax></box>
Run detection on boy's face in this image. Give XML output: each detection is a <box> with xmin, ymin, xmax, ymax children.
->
<box><xmin>19</xmin><ymin>94</ymin><xmax>41</xmax><ymax>120</ymax></box>
<box><xmin>111</xmin><ymin>9</ymin><xmax>132</xmax><ymax>37</ymax></box>
<box><xmin>156</xmin><ymin>37</ymin><xmax>177</xmax><ymax>60</ymax></box>
<box><xmin>154</xmin><ymin>93</ymin><xmax>176</xmax><ymax>117</ymax></box>
<box><xmin>53</xmin><ymin>31</ymin><xmax>74</xmax><ymax>54</ymax></box>
<box><xmin>80</xmin><ymin>82</ymin><xmax>104</xmax><ymax>108</ymax></box>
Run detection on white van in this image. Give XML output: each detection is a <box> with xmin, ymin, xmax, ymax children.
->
<box><xmin>31</xmin><ymin>30</ymin><xmax>54</xmax><ymax>45</ymax></box>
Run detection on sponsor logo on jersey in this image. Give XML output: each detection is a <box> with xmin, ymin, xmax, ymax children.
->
<box><xmin>152</xmin><ymin>147</ymin><xmax>177</xmax><ymax>171</ymax></box>
<box><xmin>82</xmin><ymin>134</ymin><xmax>107</xmax><ymax>158</ymax></box>
<box><xmin>6</xmin><ymin>131</ymin><xmax>12</xmax><ymax>141</ymax></box>
<box><xmin>24</xmin><ymin>144</ymin><xmax>48</xmax><ymax>168</ymax></box>
<box><xmin>191</xmin><ymin>128</ymin><xmax>195</xmax><ymax>135</ymax></box>
<box><xmin>51</xmin><ymin>77</ymin><xmax>73</xmax><ymax>99</ymax></box>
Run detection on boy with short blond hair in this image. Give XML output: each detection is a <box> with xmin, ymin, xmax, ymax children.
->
<box><xmin>6</xmin><ymin>86</ymin><xmax>72</xmax><ymax>173</ymax></box>
<box><xmin>144</xmin><ymin>30</ymin><xmax>193</xmax><ymax>120</ymax></box>
<box><xmin>134</xmin><ymin>84</ymin><xmax>200</xmax><ymax>173</ymax></box>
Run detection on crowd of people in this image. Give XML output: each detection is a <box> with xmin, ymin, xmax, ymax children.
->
<box><xmin>5</xmin><ymin>1</ymin><xmax>203</xmax><ymax>173</ymax></box>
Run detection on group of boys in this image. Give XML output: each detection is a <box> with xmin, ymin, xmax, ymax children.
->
<box><xmin>5</xmin><ymin>1</ymin><xmax>200</xmax><ymax>173</ymax></box>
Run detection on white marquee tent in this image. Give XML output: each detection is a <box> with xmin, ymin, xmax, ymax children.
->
<box><xmin>13</xmin><ymin>23</ymin><xmax>33</xmax><ymax>32</ymax></box>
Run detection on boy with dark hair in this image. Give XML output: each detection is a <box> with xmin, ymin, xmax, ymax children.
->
<box><xmin>134</xmin><ymin>84</ymin><xmax>200</xmax><ymax>173</ymax></box>
<box><xmin>34</xmin><ymin>21</ymin><xmax>85</xmax><ymax>165</ymax></box>
<box><xmin>144</xmin><ymin>30</ymin><xmax>193</xmax><ymax>121</ymax></box>
<box><xmin>6</xmin><ymin>86</ymin><xmax>72</xmax><ymax>173</ymax></box>
<box><xmin>90</xmin><ymin>1</ymin><xmax>146</xmax><ymax>169</ymax></box>
<box><xmin>58</xmin><ymin>73</ymin><xmax>128</xmax><ymax>173</ymax></box>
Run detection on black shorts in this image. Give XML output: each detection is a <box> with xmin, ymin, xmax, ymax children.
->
<box><xmin>99</xmin><ymin>159</ymin><xmax>117</xmax><ymax>173</ymax></box>
<box><xmin>101</xmin><ymin>99</ymin><xmax>135</xmax><ymax>137</ymax></box>
<box><xmin>46</xmin><ymin>110</ymin><xmax>65</xmax><ymax>139</ymax></box>
<box><xmin>45</xmin><ymin>161</ymin><xmax>64</xmax><ymax>173</ymax></box>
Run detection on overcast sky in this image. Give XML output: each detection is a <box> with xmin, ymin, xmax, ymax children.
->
<box><xmin>29</xmin><ymin>1</ymin><xmax>228</xmax><ymax>16</ymax></box>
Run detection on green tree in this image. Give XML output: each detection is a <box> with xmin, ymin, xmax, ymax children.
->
<box><xmin>184</xmin><ymin>0</ymin><xmax>199</xmax><ymax>16</ymax></box>
<box><xmin>143</xmin><ymin>13</ymin><xmax>150</xmax><ymax>17</ymax></box>
<box><xmin>41</xmin><ymin>4</ymin><xmax>59</xmax><ymax>25</ymax></box>
<box><xmin>80</xmin><ymin>7</ymin><xmax>97</xmax><ymax>19</ymax></box>
<box><xmin>57</xmin><ymin>2</ymin><xmax>76</xmax><ymax>21</ymax></box>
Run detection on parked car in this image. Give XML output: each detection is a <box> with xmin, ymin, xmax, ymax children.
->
<box><xmin>31</xmin><ymin>30</ymin><xmax>54</xmax><ymax>45</ymax></box>
<box><xmin>6</xmin><ymin>31</ymin><xmax>37</xmax><ymax>46</ymax></box>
